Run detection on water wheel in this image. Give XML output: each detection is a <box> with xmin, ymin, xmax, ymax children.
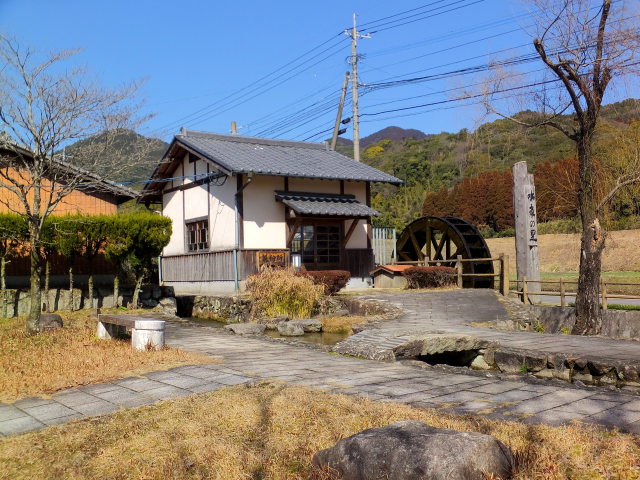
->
<box><xmin>396</xmin><ymin>216</ymin><xmax>494</xmax><ymax>288</ymax></box>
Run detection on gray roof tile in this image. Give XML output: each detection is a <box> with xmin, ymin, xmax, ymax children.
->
<box><xmin>275</xmin><ymin>191</ymin><xmax>379</xmax><ymax>217</ymax></box>
<box><xmin>176</xmin><ymin>130</ymin><xmax>402</xmax><ymax>184</ymax></box>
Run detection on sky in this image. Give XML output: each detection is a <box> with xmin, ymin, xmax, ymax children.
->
<box><xmin>1</xmin><ymin>0</ymin><xmax>638</xmax><ymax>143</ymax></box>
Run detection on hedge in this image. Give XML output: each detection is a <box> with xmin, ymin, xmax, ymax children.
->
<box><xmin>298</xmin><ymin>270</ymin><xmax>351</xmax><ymax>295</ymax></box>
<box><xmin>403</xmin><ymin>266</ymin><xmax>456</xmax><ymax>289</ymax></box>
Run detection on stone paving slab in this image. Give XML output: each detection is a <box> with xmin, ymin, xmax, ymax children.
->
<box><xmin>332</xmin><ymin>290</ymin><xmax>640</xmax><ymax>375</ymax></box>
<box><xmin>2</xmin><ymin>293</ymin><xmax>640</xmax><ymax>437</ymax></box>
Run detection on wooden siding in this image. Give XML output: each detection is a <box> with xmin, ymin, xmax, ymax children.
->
<box><xmin>161</xmin><ymin>248</ymin><xmax>374</xmax><ymax>282</ymax></box>
<box><xmin>4</xmin><ymin>252</ymin><xmax>116</xmax><ymax>276</ymax></box>
<box><xmin>161</xmin><ymin>249</ymin><xmax>291</xmax><ymax>282</ymax></box>
<box><xmin>0</xmin><ymin>167</ymin><xmax>120</xmax><ymax>216</ymax></box>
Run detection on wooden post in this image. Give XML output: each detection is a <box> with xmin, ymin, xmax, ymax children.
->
<box><xmin>522</xmin><ymin>275</ymin><xmax>529</xmax><ymax>304</ymax></box>
<box><xmin>512</xmin><ymin>161</ymin><xmax>541</xmax><ymax>303</ymax></box>
<box><xmin>499</xmin><ymin>253</ymin><xmax>510</xmax><ymax>296</ymax></box>
<box><xmin>330</xmin><ymin>72</ymin><xmax>350</xmax><ymax>151</ymax></box>
<box><xmin>560</xmin><ymin>277</ymin><xmax>566</xmax><ymax>307</ymax></box>
<box><xmin>456</xmin><ymin>254</ymin><xmax>463</xmax><ymax>288</ymax></box>
<box><xmin>601</xmin><ymin>280</ymin><xmax>608</xmax><ymax>310</ymax></box>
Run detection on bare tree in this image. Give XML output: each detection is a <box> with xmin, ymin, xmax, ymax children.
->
<box><xmin>0</xmin><ymin>36</ymin><xmax>154</xmax><ymax>332</ymax></box>
<box><xmin>482</xmin><ymin>0</ymin><xmax>640</xmax><ymax>334</ymax></box>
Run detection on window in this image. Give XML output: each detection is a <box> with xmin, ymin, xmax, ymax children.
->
<box><xmin>186</xmin><ymin>219</ymin><xmax>209</xmax><ymax>252</ymax></box>
<box><xmin>290</xmin><ymin>223</ymin><xmax>341</xmax><ymax>267</ymax></box>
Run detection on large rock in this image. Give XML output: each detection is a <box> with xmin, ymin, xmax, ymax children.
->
<box><xmin>257</xmin><ymin>315</ymin><xmax>289</xmax><ymax>330</ymax></box>
<box><xmin>224</xmin><ymin>323</ymin><xmax>266</xmax><ymax>335</ymax></box>
<box><xmin>313</xmin><ymin>420</ymin><xmax>515</xmax><ymax>480</ymax></box>
<box><xmin>39</xmin><ymin>313</ymin><xmax>63</xmax><ymax>330</ymax></box>
<box><xmin>295</xmin><ymin>319</ymin><xmax>323</xmax><ymax>333</ymax></box>
<box><xmin>155</xmin><ymin>297</ymin><xmax>178</xmax><ymax>316</ymax></box>
<box><xmin>277</xmin><ymin>321</ymin><xmax>305</xmax><ymax>336</ymax></box>
<box><xmin>393</xmin><ymin>334</ymin><xmax>495</xmax><ymax>359</ymax></box>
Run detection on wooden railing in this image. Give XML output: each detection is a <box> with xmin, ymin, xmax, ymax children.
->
<box><xmin>161</xmin><ymin>249</ymin><xmax>290</xmax><ymax>282</ymax></box>
<box><xmin>511</xmin><ymin>277</ymin><xmax>640</xmax><ymax>308</ymax></box>
<box><xmin>393</xmin><ymin>254</ymin><xmax>511</xmax><ymax>294</ymax></box>
<box><xmin>161</xmin><ymin>248</ymin><xmax>374</xmax><ymax>283</ymax></box>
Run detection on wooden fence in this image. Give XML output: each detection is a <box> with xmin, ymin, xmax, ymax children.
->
<box><xmin>161</xmin><ymin>249</ymin><xmax>290</xmax><ymax>282</ymax></box>
<box><xmin>161</xmin><ymin>248</ymin><xmax>374</xmax><ymax>283</ymax></box>
<box><xmin>394</xmin><ymin>254</ymin><xmax>510</xmax><ymax>294</ymax></box>
<box><xmin>511</xmin><ymin>277</ymin><xmax>640</xmax><ymax>308</ymax></box>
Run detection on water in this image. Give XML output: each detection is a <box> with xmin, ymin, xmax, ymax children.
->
<box><xmin>263</xmin><ymin>329</ymin><xmax>350</xmax><ymax>346</ymax></box>
<box><xmin>185</xmin><ymin>317</ymin><xmax>351</xmax><ymax>346</ymax></box>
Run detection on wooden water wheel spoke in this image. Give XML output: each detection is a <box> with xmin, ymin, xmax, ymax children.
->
<box><xmin>396</xmin><ymin>216</ymin><xmax>494</xmax><ymax>288</ymax></box>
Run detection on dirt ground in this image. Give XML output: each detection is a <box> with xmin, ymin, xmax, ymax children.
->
<box><xmin>486</xmin><ymin>229</ymin><xmax>640</xmax><ymax>274</ymax></box>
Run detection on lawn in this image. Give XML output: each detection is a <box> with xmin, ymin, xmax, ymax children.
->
<box><xmin>0</xmin><ymin>311</ymin><xmax>216</xmax><ymax>403</ymax></box>
<box><xmin>0</xmin><ymin>383</ymin><xmax>637</xmax><ymax>479</ymax></box>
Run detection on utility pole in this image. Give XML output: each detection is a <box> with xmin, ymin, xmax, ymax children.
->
<box><xmin>344</xmin><ymin>13</ymin><xmax>370</xmax><ymax>162</ymax></box>
<box><xmin>330</xmin><ymin>72</ymin><xmax>350</xmax><ymax>151</ymax></box>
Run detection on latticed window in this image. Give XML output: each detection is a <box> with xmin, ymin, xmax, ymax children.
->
<box><xmin>185</xmin><ymin>219</ymin><xmax>209</xmax><ymax>252</ymax></box>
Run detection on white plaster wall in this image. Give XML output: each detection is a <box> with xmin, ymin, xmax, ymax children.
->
<box><xmin>343</xmin><ymin>181</ymin><xmax>369</xmax><ymax>249</ymax></box>
<box><xmin>163</xmin><ymin>152</ymin><xmax>236</xmax><ymax>254</ymax></box>
<box><xmin>242</xmin><ymin>175</ymin><xmax>286</xmax><ymax>249</ymax></box>
<box><xmin>288</xmin><ymin>177</ymin><xmax>341</xmax><ymax>194</ymax></box>
<box><xmin>162</xmin><ymin>189</ymin><xmax>184</xmax><ymax>256</ymax></box>
<box><xmin>209</xmin><ymin>174</ymin><xmax>236</xmax><ymax>250</ymax></box>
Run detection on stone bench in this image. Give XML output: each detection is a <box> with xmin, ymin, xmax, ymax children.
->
<box><xmin>97</xmin><ymin>314</ymin><xmax>165</xmax><ymax>351</ymax></box>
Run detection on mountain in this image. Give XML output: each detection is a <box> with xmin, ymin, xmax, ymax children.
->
<box><xmin>360</xmin><ymin>126</ymin><xmax>428</xmax><ymax>147</ymax></box>
<box><xmin>331</xmin><ymin>126</ymin><xmax>428</xmax><ymax>149</ymax></box>
<box><xmin>66</xmin><ymin>130</ymin><xmax>168</xmax><ymax>189</ymax></box>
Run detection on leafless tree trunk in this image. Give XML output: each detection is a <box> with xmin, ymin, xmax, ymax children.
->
<box><xmin>482</xmin><ymin>0</ymin><xmax>640</xmax><ymax>334</ymax></box>
<box><xmin>0</xmin><ymin>36</ymin><xmax>155</xmax><ymax>332</ymax></box>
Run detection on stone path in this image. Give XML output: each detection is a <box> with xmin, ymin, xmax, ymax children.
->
<box><xmin>335</xmin><ymin>290</ymin><xmax>640</xmax><ymax>364</ymax></box>
<box><xmin>2</xmin><ymin>290</ymin><xmax>639</xmax><ymax>437</ymax></box>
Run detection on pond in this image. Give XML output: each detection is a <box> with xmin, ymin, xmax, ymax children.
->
<box><xmin>186</xmin><ymin>317</ymin><xmax>351</xmax><ymax>346</ymax></box>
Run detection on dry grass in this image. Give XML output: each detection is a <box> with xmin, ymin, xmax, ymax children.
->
<box><xmin>0</xmin><ymin>383</ymin><xmax>638</xmax><ymax>479</ymax></box>
<box><xmin>486</xmin><ymin>229</ymin><xmax>640</xmax><ymax>274</ymax></box>
<box><xmin>0</xmin><ymin>311</ymin><xmax>216</xmax><ymax>402</ymax></box>
<box><xmin>486</xmin><ymin>230</ymin><xmax>640</xmax><ymax>295</ymax></box>
<box><xmin>320</xmin><ymin>315</ymin><xmax>370</xmax><ymax>334</ymax></box>
<box><xmin>247</xmin><ymin>268</ymin><xmax>324</xmax><ymax>319</ymax></box>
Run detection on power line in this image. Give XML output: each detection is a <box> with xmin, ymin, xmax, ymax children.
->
<box><xmin>146</xmin><ymin>33</ymin><xmax>348</xmax><ymax>136</ymax></box>
<box><xmin>362</xmin><ymin>0</ymin><xmax>486</xmax><ymax>34</ymax></box>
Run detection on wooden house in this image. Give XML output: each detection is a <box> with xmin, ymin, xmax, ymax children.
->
<box><xmin>141</xmin><ymin>129</ymin><xmax>402</xmax><ymax>294</ymax></box>
<box><xmin>0</xmin><ymin>144</ymin><xmax>138</xmax><ymax>215</ymax></box>
<box><xmin>0</xmin><ymin>144</ymin><xmax>139</xmax><ymax>284</ymax></box>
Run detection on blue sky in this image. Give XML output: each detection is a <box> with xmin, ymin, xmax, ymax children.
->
<box><xmin>1</xmin><ymin>0</ymin><xmax>638</xmax><ymax>143</ymax></box>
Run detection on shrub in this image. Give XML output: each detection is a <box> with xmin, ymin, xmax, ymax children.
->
<box><xmin>403</xmin><ymin>266</ymin><xmax>456</xmax><ymax>289</ymax></box>
<box><xmin>299</xmin><ymin>270</ymin><xmax>351</xmax><ymax>295</ymax></box>
<box><xmin>246</xmin><ymin>268</ymin><xmax>323</xmax><ymax>319</ymax></box>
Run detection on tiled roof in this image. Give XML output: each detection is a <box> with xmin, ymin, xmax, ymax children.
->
<box><xmin>370</xmin><ymin>264</ymin><xmax>413</xmax><ymax>274</ymax></box>
<box><xmin>175</xmin><ymin>130</ymin><xmax>403</xmax><ymax>184</ymax></box>
<box><xmin>275</xmin><ymin>191</ymin><xmax>379</xmax><ymax>218</ymax></box>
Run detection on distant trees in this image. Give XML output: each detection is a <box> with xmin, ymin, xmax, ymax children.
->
<box><xmin>422</xmin><ymin>156</ymin><xmax>614</xmax><ymax>232</ymax></box>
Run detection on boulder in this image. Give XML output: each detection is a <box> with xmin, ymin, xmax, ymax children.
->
<box><xmin>277</xmin><ymin>321</ymin><xmax>305</xmax><ymax>336</ymax></box>
<box><xmin>393</xmin><ymin>334</ymin><xmax>495</xmax><ymax>359</ymax></box>
<box><xmin>224</xmin><ymin>323</ymin><xmax>266</xmax><ymax>335</ymax></box>
<box><xmin>493</xmin><ymin>349</ymin><xmax>526</xmax><ymax>373</ymax></box>
<box><xmin>39</xmin><ymin>313</ymin><xmax>63</xmax><ymax>330</ymax></box>
<box><xmin>156</xmin><ymin>297</ymin><xmax>178</xmax><ymax>316</ymax></box>
<box><xmin>312</xmin><ymin>420</ymin><xmax>515</xmax><ymax>480</ymax></box>
<box><xmin>296</xmin><ymin>319</ymin><xmax>323</xmax><ymax>333</ymax></box>
<box><xmin>258</xmin><ymin>315</ymin><xmax>289</xmax><ymax>330</ymax></box>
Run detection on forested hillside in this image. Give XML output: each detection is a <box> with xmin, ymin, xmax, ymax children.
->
<box><xmin>361</xmin><ymin>99</ymin><xmax>640</xmax><ymax>230</ymax></box>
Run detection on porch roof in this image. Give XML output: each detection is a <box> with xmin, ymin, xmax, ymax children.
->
<box><xmin>275</xmin><ymin>191</ymin><xmax>380</xmax><ymax>218</ymax></box>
